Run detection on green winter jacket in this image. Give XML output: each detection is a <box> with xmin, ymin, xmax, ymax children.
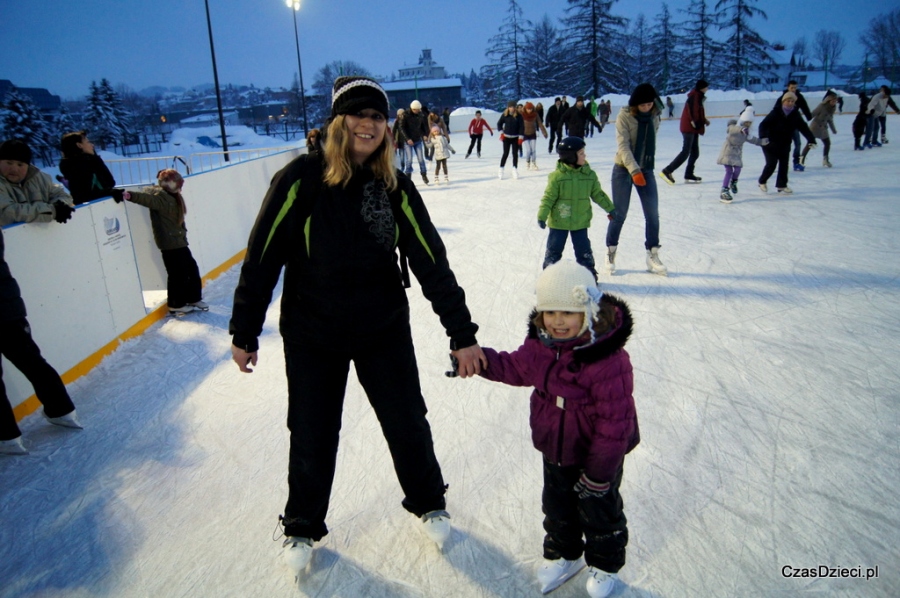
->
<box><xmin>538</xmin><ymin>161</ymin><xmax>613</xmax><ymax>230</ymax></box>
<box><xmin>126</xmin><ymin>187</ymin><xmax>189</xmax><ymax>251</ymax></box>
<box><xmin>0</xmin><ymin>165</ymin><xmax>74</xmax><ymax>226</ymax></box>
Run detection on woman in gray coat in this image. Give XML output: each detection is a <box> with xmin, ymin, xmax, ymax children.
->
<box><xmin>801</xmin><ymin>92</ymin><xmax>838</xmax><ymax>167</ymax></box>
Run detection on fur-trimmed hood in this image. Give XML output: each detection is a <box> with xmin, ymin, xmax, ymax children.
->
<box><xmin>526</xmin><ymin>293</ymin><xmax>633</xmax><ymax>363</ymax></box>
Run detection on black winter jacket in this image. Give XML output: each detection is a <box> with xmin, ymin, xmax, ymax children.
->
<box><xmin>229</xmin><ymin>154</ymin><xmax>478</xmax><ymax>353</ymax></box>
<box><xmin>773</xmin><ymin>90</ymin><xmax>813</xmax><ymax>120</ymax></box>
<box><xmin>497</xmin><ymin>112</ymin><xmax>525</xmax><ymax>137</ymax></box>
<box><xmin>758</xmin><ymin>107</ymin><xmax>815</xmax><ymax>151</ymax></box>
<box><xmin>401</xmin><ymin>111</ymin><xmax>429</xmax><ymax>144</ymax></box>
<box><xmin>560</xmin><ymin>105</ymin><xmax>601</xmax><ymax>136</ymax></box>
<box><xmin>59</xmin><ymin>154</ymin><xmax>116</xmax><ymax>205</ymax></box>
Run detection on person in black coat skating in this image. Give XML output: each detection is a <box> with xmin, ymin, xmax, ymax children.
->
<box><xmin>757</xmin><ymin>92</ymin><xmax>815</xmax><ymax>194</ymax></box>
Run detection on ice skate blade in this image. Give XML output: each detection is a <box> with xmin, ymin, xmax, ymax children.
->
<box><xmin>537</xmin><ymin>557</ymin><xmax>585</xmax><ymax>593</ymax></box>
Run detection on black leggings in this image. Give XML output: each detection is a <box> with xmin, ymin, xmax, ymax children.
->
<box><xmin>500</xmin><ymin>137</ymin><xmax>519</xmax><ymax>168</ymax></box>
<box><xmin>466</xmin><ymin>134</ymin><xmax>483</xmax><ymax>156</ymax></box>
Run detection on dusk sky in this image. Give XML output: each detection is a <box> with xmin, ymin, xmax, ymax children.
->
<box><xmin>1</xmin><ymin>0</ymin><xmax>890</xmax><ymax>100</ymax></box>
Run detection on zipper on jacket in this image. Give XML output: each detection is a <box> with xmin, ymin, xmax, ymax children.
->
<box><xmin>544</xmin><ymin>347</ymin><xmax>567</xmax><ymax>466</ymax></box>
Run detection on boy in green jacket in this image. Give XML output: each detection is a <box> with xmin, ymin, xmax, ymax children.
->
<box><xmin>537</xmin><ymin>137</ymin><xmax>614</xmax><ymax>279</ymax></box>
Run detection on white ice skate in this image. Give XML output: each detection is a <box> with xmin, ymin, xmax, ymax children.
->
<box><xmin>585</xmin><ymin>567</ymin><xmax>618</xmax><ymax>598</ymax></box>
<box><xmin>646</xmin><ymin>247</ymin><xmax>668</xmax><ymax>276</ymax></box>
<box><xmin>605</xmin><ymin>246</ymin><xmax>617</xmax><ymax>275</ymax></box>
<box><xmin>0</xmin><ymin>436</ymin><xmax>28</xmax><ymax>455</ymax></box>
<box><xmin>283</xmin><ymin>536</ymin><xmax>313</xmax><ymax>575</ymax></box>
<box><xmin>498</xmin><ymin>167</ymin><xmax>504</xmax><ymax>180</ymax></box>
<box><xmin>43</xmin><ymin>409</ymin><xmax>83</xmax><ymax>429</ymax></box>
<box><xmin>512</xmin><ymin>168</ymin><xmax>519</xmax><ymax>180</ymax></box>
<box><xmin>168</xmin><ymin>305</ymin><xmax>195</xmax><ymax>317</ymax></box>
<box><xmin>536</xmin><ymin>556</ymin><xmax>585</xmax><ymax>593</ymax></box>
<box><xmin>420</xmin><ymin>510</ymin><xmax>451</xmax><ymax>549</ymax></box>
<box><xmin>188</xmin><ymin>300</ymin><xmax>209</xmax><ymax>311</ymax></box>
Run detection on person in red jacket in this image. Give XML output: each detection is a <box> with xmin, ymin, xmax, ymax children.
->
<box><xmin>660</xmin><ymin>79</ymin><xmax>710</xmax><ymax>184</ymax></box>
<box><xmin>465</xmin><ymin>110</ymin><xmax>494</xmax><ymax>158</ymax></box>
<box><xmin>467</xmin><ymin>260</ymin><xmax>638</xmax><ymax>598</ymax></box>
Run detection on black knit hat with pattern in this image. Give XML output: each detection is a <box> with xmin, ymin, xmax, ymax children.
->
<box><xmin>330</xmin><ymin>76</ymin><xmax>389</xmax><ymax>119</ymax></box>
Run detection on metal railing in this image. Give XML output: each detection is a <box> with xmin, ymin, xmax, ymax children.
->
<box><xmin>188</xmin><ymin>146</ymin><xmax>297</xmax><ymax>174</ymax></box>
<box><xmin>104</xmin><ymin>146</ymin><xmax>298</xmax><ymax>187</ymax></box>
<box><xmin>105</xmin><ymin>156</ymin><xmax>191</xmax><ymax>187</ymax></box>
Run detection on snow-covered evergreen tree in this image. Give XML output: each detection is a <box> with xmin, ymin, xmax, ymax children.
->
<box><xmin>522</xmin><ymin>15</ymin><xmax>568</xmax><ymax>97</ymax></box>
<box><xmin>463</xmin><ymin>69</ymin><xmax>487</xmax><ymax>108</ymax></box>
<box><xmin>560</xmin><ymin>0</ymin><xmax>628</xmax><ymax>97</ymax></box>
<box><xmin>485</xmin><ymin>0</ymin><xmax>531</xmax><ymax>101</ymax></box>
<box><xmin>84</xmin><ymin>79</ymin><xmax>132</xmax><ymax>149</ymax></box>
<box><xmin>54</xmin><ymin>105</ymin><xmax>79</xmax><ymax>145</ymax></box>
<box><xmin>621</xmin><ymin>14</ymin><xmax>661</xmax><ymax>92</ymax></box>
<box><xmin>646</xmin><ymin>3</ymin><xmax>682</xmax><ymax>94</ymax></box>
<box><xmin>715</xmin><ymin>0</ymin><xmax>774</xmax><ymax>89</ymax></box>
<box><xmin>309</xmin><ymin>61</ymin><xmax>371</xmax><ymax>126</ymax></box>
<box><xmin>677</xmin><ymin>0</ymin><xmax>727</xmax><ymax>89</ymax></box>
<box><xmin>2</xmin><ymin>88</ymin><xmax>54</xmax><ymax>160</ymax></box>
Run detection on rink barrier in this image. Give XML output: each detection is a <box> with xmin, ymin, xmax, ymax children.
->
<box><xmin>5</xmin><ymin>147</ymin><xmax>300</xmax><ymax>423</ymax></box>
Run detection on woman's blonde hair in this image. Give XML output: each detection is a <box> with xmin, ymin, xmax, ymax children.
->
<box><xmin>323</xmin><ymin>115</ymin><xmax>397</xmax><ymax>192</ymax></box>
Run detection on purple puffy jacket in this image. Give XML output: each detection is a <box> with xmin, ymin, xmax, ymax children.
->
<box><xmin>480</xmin><ymin>294</ymin><xmax>639</xmax><ymax>482</ymax></box>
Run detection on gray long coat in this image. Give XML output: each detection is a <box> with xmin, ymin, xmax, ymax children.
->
<box><xmin>808</xmin><ymin>101</ymin><xmax>837</xmax><ymax>140</ymax></box>
<box><xmin>716</xmin><ymin>119</ymin><xmax>766</xmax><ymax>167</ymax></box>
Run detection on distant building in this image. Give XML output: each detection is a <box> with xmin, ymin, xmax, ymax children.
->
<box><xmin>179</xmin><ymin>111</ymin><xmax>240</xmax><ymax>128</ymax></box>
<box><xmin>397</xmin><ymin>49</ymin><xmax>447</xmax><ymax>81</ymax></box>
<box><xmin>0</xmin><ymin>79</ymin><xmax>61</xmax><ymax>112</ymax></box>
<box><xmin>383</xmin><ymin>50</ymin><xmax>462</xmax><ymax>111</ymax></box>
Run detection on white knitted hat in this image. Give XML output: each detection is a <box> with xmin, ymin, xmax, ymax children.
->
<box><xmin>536</xmin><ymin>260</ymin><xmax>602</xmax><ymax>337</ymax></box>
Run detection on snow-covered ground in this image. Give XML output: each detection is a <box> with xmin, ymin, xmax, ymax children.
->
<box><xmin>2</xmin><ymin>113</ymin><xmax>898</xmax><ymax>598</ymax></box>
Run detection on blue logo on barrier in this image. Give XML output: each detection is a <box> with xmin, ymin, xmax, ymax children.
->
<box><xmin>104</xmin><ymin>217</ymin><xmax>120</xmax><ymax>235</ymax></box>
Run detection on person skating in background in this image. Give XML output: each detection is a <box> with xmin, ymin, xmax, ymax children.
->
<box><xmin>588</xmin><ymin>98</ymin><xmax>599</xmax><ymax>137</ymax></box>
<box><xmin>0</xmin><ymin>227</ymin><xmax>82</xmax><ymax>455</ymax></box>
<box><xmin>863</xmin><ymin>85</ymin><xmax>900</xmax><ymax>148</ymax></box>
<box><xmin>757</xmin><ymin>92</ymin><xmax>816</xmax><ymax>195</ymax></box>
<box><xmin>392</xmin><ymin>109</ymin><xmax>409</xmax><ymax>171</ymax></box>
<box><xmin>426</xmin><ymin>111</ymin><xmax>450</xmax><ymax>161</ymax></box>
<box><xmin>58</xmin><ymin>131</ymin><xmax>116</xmax><ymax>205</ymax></box>
<box><xmin>852</xmin><ymin>92</ymin><xmax>869</xmax><ymax>151</ymax></box>
<box><xmin>666</xmin><ymin>96</ymin><xmax>674</xmax><ymax>118</ymax></box>
<box><xmin>598</xmin><ymin>99</ymin><xmax>611</xmax><ymax>130</ymax></box>
<box><xmin>0</xmin><ymin>140</ymin><xmax>74</xmax><ymax>227</ymax></box>
<box><xmin>465</xmin><ymin>259</ymin><xmax>639</xmax><ymax>598</ymax></box>
<box><xmin>522</xmin><ymin>102</ymin><xmax>548</xmax><ymax>171</ymax></box>
<box><xmin>802</xmin><ymin>91</ymin><xmax>838</xmax><ymax>168</ymax></box>
<box><xmin>659</xmin><ymin>79</ymin><xmax>709</xmax><ymax>185</ymax></box>
<box><xmin>497</xmin><ymin>100</ymin><xmax>524</xmax><ymax>180</ymax></box>
<box><xmin>305</xmin><ymin>128</ymin><xmax>323</xmax><ymax>157</ymax></box>
<box><xmin>716</xmin><ymin>106</ymin><xmax>768</xmax><ymax>203</ymax></box>
<box><xmin>465</xmin><ymin>110</ymin><xmax>493</xmax><ymax>159</ymax></box>
<box><xmin>772</xmin><ymin>81</ymin><xmax>813</xmax><ymax>171</ymax></box>
<box><xmin>401</xmin><ymin>100</ymin><xmax>430</xmax><ymax>185</ymax></box>
<box><xmin>607</xmin><ymin>84</ymin><xmax>667</xmax><ymax>276</ymax></box>
<box><xmin>560</xmin><ymin>96</ymin><xmax>602</xmax><ymax>140</ymax></box>
<box><xmin>229</xmin><ymin>76</ymin><xmax>486</xmax><ymax>578</ymax></box>
<box><xmin>426</xmin><ymin>125</ymin><xmax>454</xmax><ymax>184</ymax></box>
<box><xmin>537</xmin><ymin>137</ymin><xmax>614</xmax><ymax>279</ymax></box>
<box><xmin>118</xmin><ymin>169</ymin><xmax>208</xmax><ymax>316</ymax></box>
<box><xmin>546</xmin><ymin>97</ymin><xmax>565</xmax><ymax>154</ymax></box>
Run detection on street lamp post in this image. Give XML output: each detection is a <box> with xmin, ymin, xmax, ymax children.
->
<box><xmin>204</xmin><ymin>0</ymin><xmax>229</xmax><ymax>161</ymax></box>
<box><xmin>286</xmin><ymin>0</ymin><xmax>309</xmax><ymax>138</ymax></box>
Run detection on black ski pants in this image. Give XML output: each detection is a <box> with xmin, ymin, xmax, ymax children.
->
<box><xmin>759</xmin><ymin>144</ymin><xmax>792</xmax><ymax>189</ymax></box>
<box><xmin>161</xmin><ymin>246</ymin><xmax>201</xmax><ymax>309</ymax></box>
<box><xmin>500</xmin><ymin>137</ymin><xmax>519</xmax><ymax>168</ymax></box>
<box><xmin>548</xmin><ymin>126</ymin><xmax>562</xmax><ymax>153</ymax></box>
<box><xmin>664</xmin><ymin>132</ymin><xmax>700</xmax><ymax>178</ymax></box>
<box><xmin>466</xmin><ymin>134</ymin><xmax>484</xmax><ymax>156</ymax></box>
<box><xmin>0</xmin><ymin>318</ymin><xmax>75</xmax><ymax>440</ymax></box>
<box><xmin>541</xmin><ymin>459</ymin><xmax>628</xmax><ymax>573</ymax></box>
<box><xmin>281</xmin><ymin>308</ymin><xmax>446</xmax><ymax>541</ymax></box>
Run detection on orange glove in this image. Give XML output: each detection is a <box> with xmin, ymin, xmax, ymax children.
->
<box><xmin>632</xmin><ymin>172</ymin><xmax>647</xmax><ymax>186</ymax></box>
<box><xmin>518</xmin><ymin>138</ymin><xmax>524</xmax><ymax>145</ymax></box>
<box><xmin>499</xmin><ymin>133</ymin><xmax>505</xmax><ymax>141</ymax></box>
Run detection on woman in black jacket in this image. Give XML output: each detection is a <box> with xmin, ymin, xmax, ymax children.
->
<box><xmin>229</xmin><ymin>76</ymin><xmax>486</xmax><ymax>577</ymax></box>
<box><xmin>497</xmin><ymin>100</ymin><xmax>525</xmax><ymax>179</ymax></box>
<box><xmin>59</xmin><ymin>131</ymin><xmax>116</xmax><ymax>205</ymax></box>
<box><xmin>757</xmin><ymin>93</ymin><xmax>815</xmax><ymax>194</ymax></box>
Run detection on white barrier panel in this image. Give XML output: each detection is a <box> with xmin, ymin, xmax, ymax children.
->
<box><xmin>3</xmin><ymin>147</ymin><xmax>302</xmax><ymax>414</ymax></box>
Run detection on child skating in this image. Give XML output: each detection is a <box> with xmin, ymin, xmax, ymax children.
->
<box><xmin>425</xmin><ymin>125</ymin><xmax>454</xmax><ymax>184</ymax></box>
<box><xmin>465</xmin><ymin>260</ymin><xmax>639</xmax><ymax>597</ymax></box>
<box><xmin>538</xmin><ymin>137</ymin><xmax>615</xmax><ymax>279</ymax></box>
<box><xmin>716</xmin><ymin>107</ymin><xmax>768</xmax><ymax>203</ymax></box>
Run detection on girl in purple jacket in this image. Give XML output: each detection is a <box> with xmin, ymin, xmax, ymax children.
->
<box><xmin>476</xmin><ymin>260</ymin><xmax>639</xmax><ymax>598</ymax></box>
